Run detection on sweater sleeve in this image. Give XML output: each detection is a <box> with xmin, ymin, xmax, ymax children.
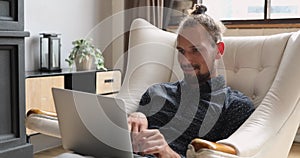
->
<box><xmin>136</xmin><ymin>88</ymin><xmax>152</xmax><ymax>114</ymax></box>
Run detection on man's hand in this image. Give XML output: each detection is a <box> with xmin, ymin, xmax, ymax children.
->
<box><xmin>128</xmin><ymin>112</ymin><xmax>148</xmax><ymax>133</ymax></box>
<box><xmin>133</xmin><ymin>129</ymin><xmax>181</xmax><ymax>158</ymax></box>
<box><xmin>128</xmin><ymin>112</ymin><xmax>148</xmax><ymax>155</ymax></box>
<box><xmin>128</xmin><ymin>113</ymin><xmax>180</xmax><ymax>157</ymax></box>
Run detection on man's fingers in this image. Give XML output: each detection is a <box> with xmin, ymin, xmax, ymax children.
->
<box><xmin>139</xmin><ymin>122</ymin><xmax>148</xmax><ymax>131</ymax></box>
<box><xmin>140</xmin><ymin>139</ymin><xmax>166</xmax><ymax>155</ymax></box>
<box><xmin>143</xmin><ymin>145</ymin><xmax>161</xmax><ymax>155</ymax></box>
<box><xmin>128</xmin><ymin>112</ymin><xmax>149</xmax><ymax>153</ymax></box>
<box><xmin>132</xmin><ymin>122</ymin><xmax>139</xmax><ymax>133</ymax></box>
<box><xmin>132</xmin><ymin>138</ymin><xmax>139</xmax><ymax>153</ymax></box>
<box><xmin>138</xmin><ymin>129</ymin><xmax>160</xmax><ymax>139</ymax></box>
<box><xmin>135</xmin><ymin>129</ymin><xmax>167</xmax><ymax>155</ymax></box>
<box><xmin>128</xmin><ymin>113</ymin><xmax>147</xmax><ymax>132</ymax></box>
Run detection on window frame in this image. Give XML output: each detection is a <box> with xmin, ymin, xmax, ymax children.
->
<box><xmin>193</xmin><ymin>0</ymin><xmax>300</xmax><ymax>28</ymax></box>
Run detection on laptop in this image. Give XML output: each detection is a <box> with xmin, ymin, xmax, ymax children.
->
<box><xmin>52</xmin><ymin>88</ymin><xmax>140</xmax><ymax>158</ymax></box>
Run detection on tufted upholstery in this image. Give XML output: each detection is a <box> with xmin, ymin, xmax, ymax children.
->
<box><xmin>188</xmin><ymin>32</ymin><xmax>300</xmax><ymax>157</ymax></box>
<box><xmin>217</xmin><ymin>34</ymin><xmax>292</xmax><ymax>107</ymax></box>
<box><xmin>210</xmin><ymin>30</ymin><xmax>300</xmax><ymax>158</ymax></box>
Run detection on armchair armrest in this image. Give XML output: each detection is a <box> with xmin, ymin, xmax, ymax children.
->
<box><xmin>190</xmin><ymin>138</ymin><xmax>237</xmax><ymax>155</ymax></box>
<box><xmin>26</xmin><ymin>108</ymin><xmax>61</xmax><ymax>138</ymax></box>
<box><xmin>27</xmin><ymin>108</ymin><xmax>57</xmax><ymax>117</ymax></box>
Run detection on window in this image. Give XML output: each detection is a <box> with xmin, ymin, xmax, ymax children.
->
<box><xmin>270</xmin><ymin>0</ymin><xmax>299</xmax><ymax>19</ymax></box>
<box><xmin>201</xmin><ymin>0</ymin><xmax>300</xmax><ymax>26</ymax></box>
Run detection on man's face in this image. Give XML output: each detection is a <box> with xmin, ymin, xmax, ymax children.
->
<box><xmin>176</xmin><ymin>25</ymin><xmax>218</xmax><ymax>86</ymax></box>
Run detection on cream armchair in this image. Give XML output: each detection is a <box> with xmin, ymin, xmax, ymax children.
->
<box><xmin>116</xmin><ymin>18</ymin><xmax>300</xmax><ymax>158</ymax></box>
<box><xmin>26</xmin><ymin>18</ymin><xmax>300</xmax><ymax>158</ymax></box>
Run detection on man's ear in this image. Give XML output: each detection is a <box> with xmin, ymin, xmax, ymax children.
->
<box><xmin>215</xmin><ymin>42</ymin><xmax>225</xmax><ymax>59</ymax></box>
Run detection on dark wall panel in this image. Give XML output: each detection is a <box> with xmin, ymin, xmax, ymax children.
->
<box><xmin>0</xmin><ymin>1</ymin><xmax>10</xmax><ymax>18</ymax></box>
<box><xmin>0</xmin><ymin>49</ymin><xmax>12</xmax><ymax>137</ymax></box>
<box><xmin>0</xmin><ymin>38</ymin><xmax>32</xmax><ymax>157</ymax></box>
<box><xmin>0</xmin><ymin>0</ymin><xmax>24</xmax><ymax>30</ymax></box>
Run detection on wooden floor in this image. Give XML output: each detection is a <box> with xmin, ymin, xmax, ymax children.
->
<box><xmin>289</xmin><ymin>143</ymin><xmax>300</xmax><ymax>158</ymax></box>
<box><xmin>34</xmin><ymin>146</ymin><xmax>68</xmax><ymax>158</ymax></box>
<box><xmin>34</xmin><ymin>143</ymin><xmax>300</xmax><ymax>158</ymax></box>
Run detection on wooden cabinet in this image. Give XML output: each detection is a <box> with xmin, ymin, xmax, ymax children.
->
<box><xmin>96</xmin><ymin>71</ymin><xmax>121</xmax><ymax>94</ymax></box>
<box><xmin>26</xmin><ymin>76</ymin><xmax>64</xmax><ymax>113</ymax></box>
<box><xmin>25</xmin><ymin>70</ymin><xmax>121</xmax><ymax>114</ymax></box>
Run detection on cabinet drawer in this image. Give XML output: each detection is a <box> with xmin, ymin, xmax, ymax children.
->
<box><xmin>25</xmin><ymin>76</ymin><xmax>64</xmax><ymax>113</ymax></box>
<box><xmin>96</xmin><ymin>71</ymin><xmax>121</xmax><ymax>94</ymax></box>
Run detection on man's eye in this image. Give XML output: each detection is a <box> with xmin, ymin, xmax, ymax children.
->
<box><xmin>192</xmin><ymin>48</ymin><xmax>200</xmax><ymax>53</ymax></box>
<box><xmin>178</xmin><ymin>49</ymin><xmax>185</xmax><ymax>54</ymax></box>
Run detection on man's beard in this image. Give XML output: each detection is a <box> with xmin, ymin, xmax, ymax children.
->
<box><xmin>184</xmin><ymin>71</ymin><xmax>211</xmax><ymax>86</ymax></box>
<box><xmin>182</xmin><ymin>63</ymin><xmax>213</xmax><ymax>86</ymax></box>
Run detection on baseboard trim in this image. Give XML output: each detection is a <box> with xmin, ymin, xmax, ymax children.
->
<box><xmin>28</xmin><ymin>133</ymin><xmax>62</xmax><ymax>153</ymax></box>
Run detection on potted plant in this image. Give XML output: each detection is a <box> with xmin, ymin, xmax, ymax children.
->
<box><xmin>65</xmin><ymin>39</ymin><xmax>106</xmax><ymax>71</ymax></box>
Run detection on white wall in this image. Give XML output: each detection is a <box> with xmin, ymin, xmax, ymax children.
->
<box><xmin>25</xmin><ymin>0</ymin><xmax>112</xmax><ymax>71</ymax></box>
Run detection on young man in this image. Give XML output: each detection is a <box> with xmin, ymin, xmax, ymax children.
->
<box><xmin>128</xmin><ymin>5</ymin><xmax>254</xmax><ymax>158</ymax></box>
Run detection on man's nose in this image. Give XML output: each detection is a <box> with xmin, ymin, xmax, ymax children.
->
<box><xmin>183</xmin><ymin>52</ymin><xmax>193</xmax><ymax>63</ymax></box>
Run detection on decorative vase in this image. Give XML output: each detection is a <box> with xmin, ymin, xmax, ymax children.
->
<box><xmin>75</xmin><ymin>55</ymin><xmax>93</xmax><ymax>71</ymax></box>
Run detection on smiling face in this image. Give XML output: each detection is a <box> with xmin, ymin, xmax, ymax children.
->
<box><xmin>176</xmin><ymin>25</ymin><xmax>221</xmax><ymax>86</ymax></box>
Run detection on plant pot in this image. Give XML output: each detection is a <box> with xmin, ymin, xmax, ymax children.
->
<box><xmin>75</xmin><ymin>56</ymin><xmax>93</xmax><ymax>71</ymax></box>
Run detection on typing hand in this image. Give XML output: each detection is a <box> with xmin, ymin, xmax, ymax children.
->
<box><xmin>128</xmin><ymin>112</ymin><xmax>148</xmax><ymax>154</ymax></box>
<box><xmin>128</xmin><ymin>112</ymin><xmax>148</xmax><ymax>132</ymax></box>
<box><xmin>133</xmin><ymin>129</ymin><xmax>181</xmax><ymax>158</ymax></box>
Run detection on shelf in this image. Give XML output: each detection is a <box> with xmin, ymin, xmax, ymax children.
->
<box><xmin>0</xmin><ymin>31</ymin><xmax>30</xmax><ymax>37</ymax></box>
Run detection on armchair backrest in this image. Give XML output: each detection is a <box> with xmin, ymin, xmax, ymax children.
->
<box><xmin>219</xmin><ymin>30</ymin><xmax>300</xmax><ymax>157</ymax></box>
<box><xmin>117</xmin><ymin>18</ymin><xmax>177</xmax><ymax>113</ymax></box>
<box><xmin>219</xmin><ymin>33</ymin><xmax>293</xmax><ymax>107</ymax></box>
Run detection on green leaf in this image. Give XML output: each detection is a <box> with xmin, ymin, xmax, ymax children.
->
<box><xmin>66</xmin><ymin>38</ymin><xmax>106</xmax><ymax>70</ymax></box>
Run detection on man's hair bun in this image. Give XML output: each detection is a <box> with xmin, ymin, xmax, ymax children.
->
<box><xmin>191</xmin><ymin>4</ymin><xmax>207</xmax><ymax>15</ymax></box>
